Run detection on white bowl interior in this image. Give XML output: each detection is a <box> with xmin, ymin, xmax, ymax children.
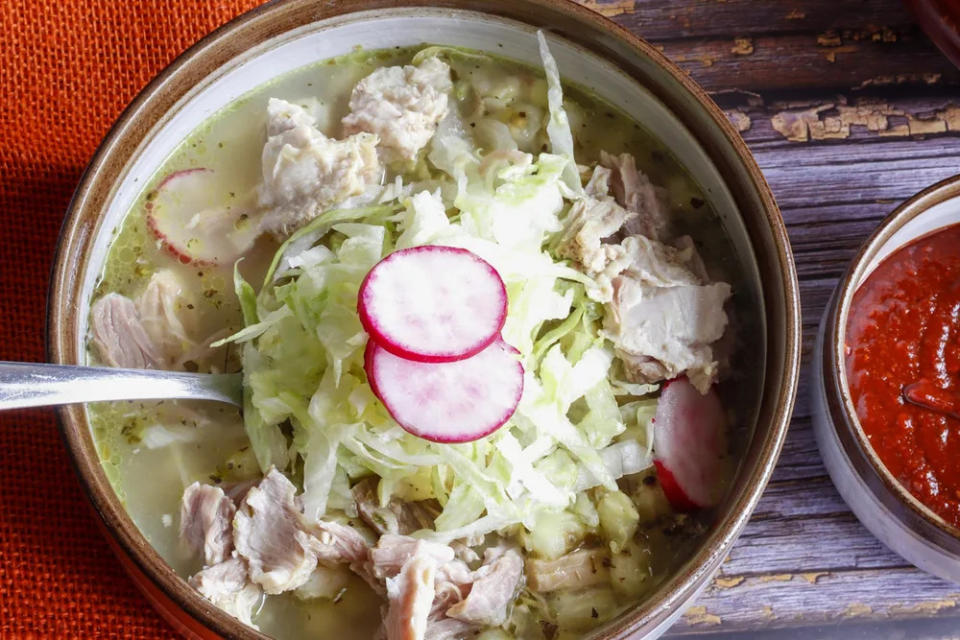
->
<box><xmin>77</xmin><ymin>7</ymin><xmax>763</xmax><ymax>358</ymax></box>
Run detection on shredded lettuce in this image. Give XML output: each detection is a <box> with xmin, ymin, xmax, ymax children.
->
<box><xmin>222</xmin><ymin>37</ymin><xmax>659</xmax><ymax>549</ymax></box>
<box><xmin>537</xmin><ymin>30</ymin><xmax>582</xmax><ymax>196</ymax></box>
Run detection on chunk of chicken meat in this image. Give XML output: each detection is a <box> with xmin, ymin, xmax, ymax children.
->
<box><xmin>424</xmin><ymin>618</ymin><xmax>477</xmax><ymax>640</ymax></box>
<box><xmin>258</xmin><ymin>98</ymin><xmax>381</xmax><ymax>237</ymax></box>
<box><xmin>180</xmin><ymin>482</ymin><xmax>236</xmax><ymax>566</ymax></box>
<box><xmin>309</xmin><ymin>518</ymin><xmax>370</xmax><ymax>567</ymax></box>
<box><xmin>368</xmin><ymin>534</ymin><xmax>459</xmax><ymax>582</ymax></box>
<box><xmin>604</xmin><ymin>235</ymin><xmax>731</xmax><ymax>392</ymax></box>
<box><xmin>342</xmin><ymin>57</ymin><xmax>453</xmax><ymax>164</ymax></box>
<box><xmin>446</xmin><ymin>547</ymin><xmax>524</xmax><ymax>626</ymax></box>
<box><xmin>557</xmin><ymin>195</ymin><xmax>635</xmax><ymax>276</ymax></box>
<box><xmin>136</xmin><ymin>269</ymin><xmax>196</xmax><ymax>363</ymax></box>
<box><xmin>90</xmin><ymin>270</ymin><xmax>219</xmax><ymax>371</ymax></box>
<box><xmin>385</xmin><ymin>551</ymin><xmax>437</xmax><ymax>640</ymax></box>
<box><xmin>184</xmin><ymin>470</ymin><xmax>373</xmax><ymax>627</ymax></box>
<box><xmin>600</xmin><ymin>150</ymin><xmax>669</xmax><ymax>240</ymax></box>
<box><xmin>233</xmin><ymin>468</ymin><xmax>369</xmax><ymax>594</ymax></box>
<box><xmin>353</xmin><ymin>477</ymin><xmax>439</xmax><ymax>535</ymax></box>
<box><xmin>559</xmin><ymin>162</ymin><xmax>676</xmax><ymax>303</ymax></box>
<box><xmin>89</xmin><ymin>293</ymin><xmax>164</xmax><ymax>369</ymax></box>
<box><xmin>189</xmin><ymin>557</ymin><xmax>263</xmax><ymax>629</ymax></box>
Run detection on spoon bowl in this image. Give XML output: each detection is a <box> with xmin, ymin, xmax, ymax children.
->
<box><xmin>0</xmin><ymin>361</ymin><xmax>242</xmax><ymax>410</ymax></box>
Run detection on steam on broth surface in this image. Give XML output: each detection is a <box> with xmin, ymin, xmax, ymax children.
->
<box><xmin>87</xmin><ymin>41</ymin><xmax>753</xmax><ymax>640</ymax></box>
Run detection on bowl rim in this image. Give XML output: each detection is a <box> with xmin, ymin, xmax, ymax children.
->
<box><xmin>820</xmin><ymin>173</ymin><xmax>960</xmax><ymax>548</ymax></box>
<box><xmin>46</xmin><ymin>1</ymin><xmax>801</xmax><ymax>638</ymax></box>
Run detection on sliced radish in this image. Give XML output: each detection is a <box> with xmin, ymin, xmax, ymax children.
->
<box><xmin>366</xmin><ymin>337</ymin><xmax>524</xmax><ymax>443</ymax></box>
<box><xmin>146</xmin><ymin>168</ymin><xmax>260</xmax><ymax>265</ymax></box>
<box><xmin>652</xmin><ymin>377</ymin><xmax>727</xmax><ymax>511</ymax></box>
<box><xmin>358</xmin><ymin>246</ymin><xmax>508</xmax><ymax>363</ymax></box>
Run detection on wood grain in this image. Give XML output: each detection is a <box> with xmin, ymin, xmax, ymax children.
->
<box><xmin>585</xmin><ymin>0</ymin><xmax>960</xmax><ymax>634</ymax></box>
<box><xmin>586</xmin><ymin>0</ymin><xmax>960</xmax><ymax>92</ymax></box>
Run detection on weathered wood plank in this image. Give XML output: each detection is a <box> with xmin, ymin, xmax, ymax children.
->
<box><xmin>673</xmin><ymin>617</ymin><xmax>960</xmax><ymax>640</ymax></box>
<box><xmin>572</xmin><ymin>0</ymin><xmax>960</xmax><ymax>92</ymax></box>
<box><xmin>755</xmin><ymin>140</ymin><xmax>960</xmax><ymax>211</ymax></box>
<box><xmin>721</xmin><ymin>93</ymin><xmax>960</xmax><ymax>147</ymax></box>
<box><xmin>581</xmin><ymin>0</ymin><xmax>914</xmax><ymax>41</ymax></box>
<box><xmin>654</xmin><ymin>30</ymin><xmax>960</xmax><ymax>93</ymax></box>
<box><xmin>671</xmin><ymin>567</ymin><xmax>960</xmax><ymax>634</ymax></box>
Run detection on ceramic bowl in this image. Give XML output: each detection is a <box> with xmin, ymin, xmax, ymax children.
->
<box><xmin>813</xmin><ymin>175</ymin><xmax>960</xmax><ymax>584</ymax></box>
<box><xmin>47</xmin><ymin>1</ymin><xmax>801</xmax><ymax>638</ymax></box>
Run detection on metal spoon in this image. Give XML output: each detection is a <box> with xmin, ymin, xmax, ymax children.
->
<box><xmin>0</xmin><ymin>361</ymin><xmax>242</xmax><ymax>410</ymax></box>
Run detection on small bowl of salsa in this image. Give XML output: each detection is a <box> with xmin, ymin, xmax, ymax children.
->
<box><xmin>813</xmin><ymin>175</ymin><xmax>960</xmax><ymax>582</ymax></box>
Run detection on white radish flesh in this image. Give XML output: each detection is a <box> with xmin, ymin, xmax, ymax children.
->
<box><xmin>358</xmin><ymin>246</ymin><xmax>508</xmax><ymax>363</ymax></box>
<box><xmin>146</xmin><ymin>169</ymin><xmax>260</xmax><ymax>265</ymax></box>
<box><xmin>652</xmin><ymin>377</ymin><xmax>727</xmax><ymax>510</ymax></box>
<box><xmin>366</xmin><ymin>337</ymin><xmax>524</xmax><ymax>443</ymax></box>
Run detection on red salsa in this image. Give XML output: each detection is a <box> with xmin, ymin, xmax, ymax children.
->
<box><xmin>846</xmin><ymin>222</ymin><xmax>960</xmax><ymax>528</ymax></box>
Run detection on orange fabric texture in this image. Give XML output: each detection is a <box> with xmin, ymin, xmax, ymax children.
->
<box><xmin>0</xmin><ymin>2</ymin><xmax>263</xmax><ymax>637</ymax></box>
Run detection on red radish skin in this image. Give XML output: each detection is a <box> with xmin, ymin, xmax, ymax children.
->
<box><xmin>365</xmin><ymin>337</ymin><xmax>523</xmax><ymax>443</ymax></box>
<box><xmin>653</xmin><ymin>460</ymin><xmax>700</xmax><ymax>512</ymax></box>
<box><xmin>358</xmin><ymin>246</ymin><xmax>508</xmax><ymax>363</ymax></box>
<box><xmin>146</xmin><ymin>210</ymin><xmax>202</xmax><ymax>265</ymax></box>
<box><xmin>652</xmin><ymin>377</ymin><xmax>727</xmax><ymax>511</ymax></box>
<box><xmin>364</xmin><ymin>340</ymin><xmax>383</xmax><ymax>401</ymax></box>
<box><xmin>146</xmin><ymin>168</ymin><xmax>260</xmax><ymax>266</ymax></box>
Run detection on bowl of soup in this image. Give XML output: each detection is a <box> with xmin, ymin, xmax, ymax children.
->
<box><xmin>813</xmin><ymin>175</ymin><xmax>960</xmax><ymax>584</ymax></box>
<box><xmin>47</xmin><ymin>1</ymin><xmax>801</xmax><ymax>638</ymax></box>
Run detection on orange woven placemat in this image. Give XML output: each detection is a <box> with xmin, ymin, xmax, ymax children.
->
<box><xmin>0</xmin><ymin>2</ymin><xmax>262</xmax><ymax>637</ymax></box>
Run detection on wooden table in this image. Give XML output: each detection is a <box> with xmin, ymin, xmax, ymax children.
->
<box><xmin>573</xmin><ymin>0</ymin><xmax>960</xmax><ymax>636</ymax></box>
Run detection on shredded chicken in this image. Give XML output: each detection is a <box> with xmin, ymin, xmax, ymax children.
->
<box><xmin>385</xmin><ymin>551</ymin><xmax>437</xmax><ymax>640</ymax></box>
<box><xmin>181</xmin><ymin>474</ymin><xmax>521</xmax><ymax>637</ymax></box>
<box><xmin>369</xmin><ymin>534</ymin><xmax>458</xmax><ymax>582</ymax></box>
<box><xmin>353</xmin><ymin>477</ymin><xmax>439</xmax><ymax>535</ymax></box>
<box><xmin>430</xmin><ymin>558</ymin><xmax>474</xmax><ymax>617</ymax></box>
<box><xmin>233</xmin><ymin>468</ymin><xmax>370</xmax><ymax>594</ymax></box>
<box><xmin>180</xmin><ymin>483</ymin><xmax>236</xmax><ymax>566</ymax></box>
<box><xmin>583</xmin><ymin>165</ymin><xmax>612</xmax><ymax>198</ymax></box>
<box><xmin>342</xmin><ymin>57</ymin><xmax>453</xmax><ymax>164</ymax></box>
<box><xmin>90</xmin><ymin>270</ymin><xmax>222</xmax><ymax>371</ymax></box>
<box><xmin>603</xmin><ymin>234</ymin><xmax>731</xmax><ymax>392</ymax></box>
<box><xmin>310</xmin><ymin>519</ymin><xmax>371</xmax><ymax>567</ymax></box>
<box><xmin>189</xmin><ymin>557</ymin><xmax>263</xmax><ymax>629</ymax></box>
<box><xmin>258</xmin><ymin>98</ymin><xmax>381</xmax><ymax>237</ymax></box>
<box><xmin>526</xmin><ymin>548</ymin><xmax>610</xmax><ymax>592</ymax></box>
<box><xmin>558</xmin><ymin>169</ymin><xmax>733</xmax><ymax>391</ymax></box>
<box><xmin>425</xmin><ymin>618</ymin><xmax>477</xmax><ymax>640</ymax></box>
<box><xmin>618</xmin><ymin>235</ymin><xmax>702</xmax><ymax>288</ymax></box>
<box><xmin>600</xmin><ymin>150</ymin><xmax>669</xmax><ymax>240</ymax></box>
<box><xmin>184</xmin><ymin>470</ymin><xmax>375</xmax><ymax>627</ymax></box>
<box><xmin>557</xmin><ymin>163</ymin><xmax>651</xmax><ymax>303</ymax></box>
<box><xmin>556</xmin><ymin>196</ymin><xmax>635</xmax><ymax>277</ymax></box>
<box><xmin>447</xmin><ymin>547</ymin><xmax>523</xmax><ymax>626</ymax></box>
<box><xmin>89</xmin><ymin>293</ymin><xmax>164</xmax><ymax>369</ymax></box>
<box><xmin>136</xmin><ymin>269</ymin><xmax>195</xmax><ymax>363</ymax></box>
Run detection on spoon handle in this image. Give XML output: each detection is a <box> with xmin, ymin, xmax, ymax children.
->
<box><xmin>0</xmin><ymin>361</ymin><xmax>242</xmax><ymax>410</ymax></box>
